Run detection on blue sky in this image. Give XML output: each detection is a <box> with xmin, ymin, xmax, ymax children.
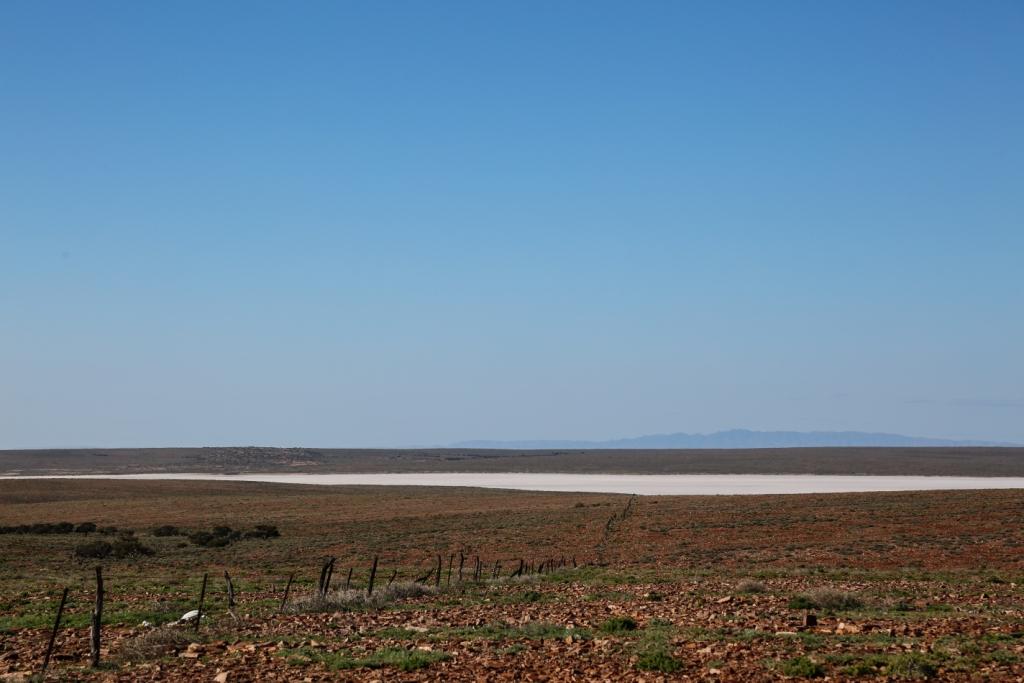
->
<box><xmin>2</xmin><ymin>1</ymin><xmax>1022</xmax><ymax>447</ymax></box>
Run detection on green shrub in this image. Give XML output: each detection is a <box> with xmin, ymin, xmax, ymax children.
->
<box><xmin>152</xmin><ymin>525</ymin><xmax>182</xmax><ymax>537</ymax></box>
<box><xmin>600</xmin><ymin>616</ymin><xmax>639</xmax><ymax>634</ymax></box>
<box><xmin>636</xmin><ymin>647</ymin><xmax>681</xmax><ymax>673</ymax></box>
<box><xmin>788</xmin><ymin>595</ymin><xmax>817</xmax><ymax>610</ymax></box>
<box><xmin>887</xmin><ymin>653</ymin><xmax>939</xmax><ymax>679</ymax></box>
<box><xmin>74</xmin><ymin>522</ymin><xmax>97</xmax><ymax>534</ymax></box>
<box><xmin>779</xmin><ymin>656</ymin><xmax>825</xmax><ymax>678</ymax></box>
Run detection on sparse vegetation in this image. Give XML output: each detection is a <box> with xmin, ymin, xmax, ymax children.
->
<box><xmin>3</xmin><ymin>479</ymin><xmax>1024</xmax><ymax>680</ymax></box>
<box><xmin>737</xmin><ymin>579</ymin><xmax>767</xmax><ymax>594</ymax></box>
<box><xmin>287</xmin><ymin>646</ymin><xmax>450</xmax><ymax>671</ymax></box>
<box><xmin>777</xmin><ymin>656</ymin><xmax>825</xmax><ymax>678</ymax></box>
<box><xmin>600</xmin><ymin>615</ymin><xmax>639</xmax><ymax>634</ymax></box>
<box><xmin>789</xmin><ymin>588</ymin><xmax>863</xmax><ymax>611</ymax></box>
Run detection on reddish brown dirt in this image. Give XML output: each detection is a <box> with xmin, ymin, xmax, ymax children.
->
<box><xmin>2</xmin><ymin>480</ymin><xmax>1023</xmax><ymax>680</ymax></box>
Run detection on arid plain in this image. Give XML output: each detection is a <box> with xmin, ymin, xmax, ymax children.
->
<box><xmin>2</xmin><ymin>449</ymin><xmax>1024</xmax><ymax>680</ymax></box>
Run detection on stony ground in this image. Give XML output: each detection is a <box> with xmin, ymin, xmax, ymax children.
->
<box><xmin>2</xmin><ymin>480</ymin><xmax>1024</xmax><ymax>681</ymax></box>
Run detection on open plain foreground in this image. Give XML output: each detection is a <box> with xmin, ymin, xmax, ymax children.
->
<box><xmin>3</xmin><ymin>478</ymin><xmax>1024</xmax><ymax>680</ymax></box>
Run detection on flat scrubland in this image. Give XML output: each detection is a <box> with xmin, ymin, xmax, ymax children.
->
<box><xmin>3</xmin><ymin>445</ymin><xmax>1024</xmax><ymax>476</ymax></box>
<box><xmin>2</xmin><ymin>480</ymin><xmax>1024</xmax><ymax>681</ymax></box>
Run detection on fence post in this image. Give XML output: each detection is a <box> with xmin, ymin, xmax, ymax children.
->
<box><xmin>90</xmin><ymin>566</ymin><xmax>104</xmax><ymax>667</ymax></box>
<box><xmin>224</xmin><ymin>570</ymin><xmax>236</xmax><ymax>609</ymax></box>
<box><xmin>41</xmin><ymin>587</ymin><xmax>69</xmax><ymax>675</ymax></box>
<box><xmin>279</xmin><ymin>572</ymin><xmax>295</xmax><ymax>613</ymax></box>
<box><xmin>458</xmin><ymin>552</ymin><xmax>465</xmax><ymax>583</ymax></box>
<box><xmin>367</xmin><ymin>555</ymin><xmax>379</xmax><ymax>596</ymax></box>
<box><xmin>435</xmin><ymin>555</ymin><xmax>442</xmax><ymax>588</ymax></box>
<box><xmin>194</xmin><ymin>573</ymin><xmax>208</xmax><ymax>633</ymax></box>
<box><xmin>447</xmin><ymin>554</ymin><xmax>454</xmax><ymax>586</ymax></box>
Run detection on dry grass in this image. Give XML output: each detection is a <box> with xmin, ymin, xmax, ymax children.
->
<box><xmin>117</xmin><ymin>626</ymin><xmax>195</xmax><ymax>663</ymax></box>
<box><xmin>289</xmin><ymin>581</ymin><xmax>440</xmax><ymax>612</ymax></box>
<box><xmin>736</xmin><ymin>579</ymin><xmax>768</xmax><ymax>594</ymax></box>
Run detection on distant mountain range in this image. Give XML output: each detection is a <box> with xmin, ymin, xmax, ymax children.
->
<box><xmin>451</xmin><ymin>429</ymin><xmax>1016</xmax><ymax>449</ymax></box>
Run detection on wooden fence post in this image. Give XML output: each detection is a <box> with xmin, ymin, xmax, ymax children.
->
<box><xmin>367</xmin><ymin>556</ymin><xmax>379</xmax><ymax>596</ymax></box>
<box><xmin>279</xmin><ymin>573</ymin><xmax>295</xmax><ymax>613</ymax></box>
<box><xmin>345</xmin><ymin>567</ymin><xmax>353</xmax><ymax>591</ymax></box>
<box><xmin>224</xmin><ymin>570</ymin><xmax>236</xmax><ymax>609</ymax></box>
<box><xmin>324</xmin><ymin>558</ymin><xmax>335</xmax><ymax>596</ymax></box>
<box><xmin>317</xmin><ymin>557</ymin><xmax>335</xmax><ymax>599</ymax></box>
<box><xmin>41</xmin><ymin>587</ymin><xmax>69</xmax><ymax>675</ymax></box>
<box><xmin>447</xmin><ymin>554</ymin><xmax>454</xmax><ymax>586</ymax></box>
<box><xmin>435</xmin><ymin>555</ymin><xmax>442</xmax><ymax>588</ymax></box>
<box><xmin>90</xmin><ymin>567</ymin><xmax>104</xmax><ymax>668</ymax></box>
<box><xmin>194</xmin><ymin>573</ymin><xmax>208</xmax><ymax>633</ymax></box>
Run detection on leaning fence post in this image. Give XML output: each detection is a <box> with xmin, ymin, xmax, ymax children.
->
<box><xmin>447</xmin><ymin>554</ymin><xmax>454</xmax><ymax>586</ymax></box>
<box><xmin>367</xmin><ymin>555</ymin><xmax>379</xmax><ymax>596</ymax></box>
<box><xmin>90</xmin><ymin>566</ymin><xmax>104</xmax><ymax>667</ymax></box>
<box><xmin>224</xmin><ymin>570</ymin><xmax>236</xmax><ymax>609</ymax></box>
<box><xmin>194</xmin><ymin>573</ymin><xmax>208</xmax><ymax>633</ymax></box>
<box><xmin>458</xmin><ymin>553</ymin><xmax>465</xmax><ymax>583</ymax></box>
<box><xmin>345</xmin><ymin>567</ymin><xmax>353</xmax><ymax>590</ymax></box>
<box><xmin>279</xmin><ymin>572</ymin><xmax>295</xmax><ymax>613</ymax></box>
<box><xmin>41</xmin><ymin>586</ymin><xmax>69</xmax><ymax>675</ymax></box>
<box><xmin>317</xmin><ymin>557</ymin><xmax>335</xmax><ymax>599</ymax></box>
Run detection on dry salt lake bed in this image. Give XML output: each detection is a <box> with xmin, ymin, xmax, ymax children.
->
<box><xmin>5</xmin><ymin>471</ymin><xmax>1024</xmax><ymax>494</ymax></box>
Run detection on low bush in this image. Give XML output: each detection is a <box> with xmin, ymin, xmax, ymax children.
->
<box><xmin>152</xmin><ymin>525</ymin><xmax>182</xmax><ymax>537</ymax></box>
<box><xmin>244</xmin><ymin>524</ymin><xmax>280</xmax><ymax>539</ymax></box>
<box><xmin>110</xmin><ymin>535</ymin><xmax>155</xmax><ymax>558</ymax></box>
<box><xmin>188</xmin><ymin>532</ymin><xmax>231</xmax><ymax>548</ymax></box>
<box><xmin>778</xmin><ymin>656</ymin><xmax>825</xmax><ymax>678</ymax></box>
<box><xmin>600</xmin><ymin>616</ymin><xmax>639</xmax><ymax>634</ymax></box>
<box><xmin>0</xmin><ymin>521</ymin><xmax>89</xmax><ymax>535</ymax></box>
<box><xmin>118</xmin><ymin>627</ymin><xmax>195</xmax><ymax>663</ymax></box>
<box><xmin>789</xmin><ymin>588</ymin><xmax>863</xmax><ymax>611</ymax></box>
<box><xmin>289</xmin><ymin>581</ymin><xmax>438</xmax><ymax>612</ymax></box>
<box><xmin>636</xmin><ymin>647</ymin><xmax>682</xmax><ymax>673</ymax></box>
<box><xmin>75</xmin><ymin>540</ymin><xmax>113</xmax><ymax>559</ymax></box>
<box><xmin>189</xmin><ymin>524</ymin><xmax>280</xmax><ymax>547</ymax></box>
<box><xmin>737</xmin><ymin>579</ymin><xmax>767</xmax><ymax>594</ymax></box>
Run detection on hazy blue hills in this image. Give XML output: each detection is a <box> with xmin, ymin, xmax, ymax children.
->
<box><xmin>451</xmin><ymin>429</ymin><xmax>1015</xmax><ymax>449</ymax></box>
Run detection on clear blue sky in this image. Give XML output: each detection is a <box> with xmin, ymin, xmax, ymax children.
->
<box><xmin>2</xmin><ymin>1</ymin><xmax>1022</xmax><ymax>448</ymax></box>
